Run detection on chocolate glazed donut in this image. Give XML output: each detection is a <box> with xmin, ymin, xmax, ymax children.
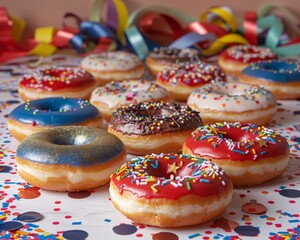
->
<box><xmin>108</xmin><ymin>101</ymin><xmax>203</xmax><ymax>155</ymax></box>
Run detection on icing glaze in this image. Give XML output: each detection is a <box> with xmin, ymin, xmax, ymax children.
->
<box><xmin>148</xmin><ymin>47</ymin><xmax>201</xmax><ymax>63</ymax></box>
<box><xmin>19</xmin><ymin>66</ymin><xmax>95</xmax><ymax>91</ymax></box>
<box><xmin>90</xmin><ymin>80</ymin><xmax>169</xmax><ymax>108</ymax></box>
<box><xmin>80</xmin><ymin>51</ymin><xmax>143</xmax><ymax>71</ymax></box>
<box><xmin>17</xmin><ymin>126</ymin><xmax>124</xmax><ymax>166</ymax></box>
<box><xmin>109</xmin><ymin>101</ymin><xmax>202</xmax><ymax>135</ymax></box>
<box><xmin>242</xmin><ymin>60</ymin><xmax>300</xmax><ymax>83</ymax></box>
<box><xmin>220</xmin><ymin>45</ymin><xmax>277</xmax><ymax>63</ymax></box>
<box><xmin>187</xmin><ymin>81</ymin><xmax>276</xmax><ymax>112</ymax></box>
<box><xmin>9</xmin><ymin>97</ymin><xmax>100</xmax><ymax>126</ymax></box>
<box><xmin>157</xmin><ymin>61</ymin><xmax>226</xmax><ymax>87</ymax></box>
<box><xmin>184</xmin><ymin>122</ymin><xmax>290</xmax><ymax>161</ymax></box>
<box><xmin>110</xmin><ymin>153</ymin><xmax>231</xmax><ymax>200</ymax></box>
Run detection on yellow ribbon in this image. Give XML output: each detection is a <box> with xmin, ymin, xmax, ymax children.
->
<box><xmin>113</xmin><ymin>0</ymin><xmax>128</xmax><ymax>43</ymax></box>
<box><xmin>31</xmin><ymin>26</ymin><xmax>57</xmax><ymax>56</ymax></box>
<box><xmin>11</xmin><ymin>17</ymin><xmax>25</xmax><ymax>42</ymax></box>
<box><xmin>201</xmin><ymin>7</ymin><xmax>238</xmax><ymax>32</ymax></box>
<box><xmin>202</xmin><ymin>33</ymin><xmax>249</xmax><ymax>56</ymax></box>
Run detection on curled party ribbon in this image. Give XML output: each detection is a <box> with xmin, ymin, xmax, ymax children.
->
<box><xmin>242</xmin><ymin>4</ymin><xmax>300</xmax><ymax>57</ymax></box>
<box><xmin>125</xmin><ymin>5</ymin><xmax>246</xmax><ymax>59</ymax></box>
<box><xmin>0</xmin><ymin>7</ymin><xmax>118</xmax><ymax>63</ymax></box>
<box><xmin>258</xmin><ymin>3</ymin><xmax>300</xmax><ymax>38</ymax></box>
<box><xmin>90</xmin><ymin>0</ymin><xmax>128</xmax><ymax>43</ymax></box>
<box><xmin>200</xmin><ymin>6</ymin><xmax>237</xmax><ymax>32</ymax></box>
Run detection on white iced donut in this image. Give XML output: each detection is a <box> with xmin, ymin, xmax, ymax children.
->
<box><xmin>90</xmin><ymin>80</ymin><xmax>170</xmax><ymax>121</ymax></box>
<box><xmin>187</xmin><ymin>81</ymin><xmax>277</xmax><ymax>126</ymax></box>
<box><xmin>80</xmin><ymin>51</ymin><xmax>145</xmax><ymax>85</ymax></box>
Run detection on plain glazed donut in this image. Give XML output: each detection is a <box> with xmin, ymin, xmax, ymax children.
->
<box><xmin>108</xmin><ymin>101</ymin><xmax>202</xmax><ymax>155</ymax></box>
<box><xmin>80</xmin><ymin>51</ymin><xmax>144</xmax><ymax>85</ymax></box>
<box><xmin>218</xmin><ymin>45</ymin><xmax>277</xmax><ymax>76</ymax></box>
<box><xmin>18</xmin><ymin>66</ymin><xmax>97</xmax><ymax>101</ymax></box>
<box><xmin>156</xmin><ymin>61</ymin><xmax>226</xmax><ymax>101</ymax></box>
<box><xmin>110</xmin><ymin>153</ymin><xmax>233</xmax><ymax>227</ymax></box>
<box><xmin>187</xmin><ymin>81</ymin><xmax>277</xmax><ymax>126</ymax></box>
<box><xmin>145</xmin><ymin>47</ymin><xmax>201</xmax><ymax>77</ymax></box>
<box><xmin>182</xmin><ymin>122</ymin><xmax>290</xmax><ymax>186</ymax></box>
<box><xmin>90</xmin><ymin>80</ymin><xmax>171</xmax><ymax>121</ymax></box>
<box><xmin>16</xmin><ymin>126</ymin><xmax>126</xmax><ymax>191</ymax></box>
<box><xmin>240</xmin><ymin>60</ymin><xmax>300</xmax><ymax>100</ymax></box>
<box><xmin>8</xmin><ymin>97</ymin><xmax>102</xmax><ymax>141</ymax></box>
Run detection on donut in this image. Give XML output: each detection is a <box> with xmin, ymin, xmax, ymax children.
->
<box><xmin>156</xmin><ymin>61</ymin><xmax>226</xmax><ymax>101</ymax></box>
<box><xmin>7</xmin><ymin>97</ymin><xmax>102</xmax><ymax>141</ymax></box>
<box><xmin>187</xmin><ymin>81</ymin><xmax>277</xmax><ymax>126</ymax></box>
<box><xmin>16</xmin><ymin>126</ymin><xmax>126</xmax><ymax>191</ymax></box>
<box><xmin>109</xmin><ymin>153</ymin><xmax>233</xmax><ymax>227</ymax></box>
<box><xmin>218</xmin><ymin>45</ymin><xmax>277</xmax><ymax>76</ymax></box>
<box><xmin>80</xmin><ymin>50</ymin><xmax>144</xmax><ymax>85</ymax></box>
<box><xmin>107</xmin><ymin>101</ymin><xmax>203</xmax><ymax>155</ymax></box>
<box><xmin>90</xmin><ymin>80</ymin><xmax>171</xmax><ymax>122</ymax></box>
<box><xmin>18</xmin><ymin>66</ymin><xmax>97</xmax><ymax>101</ymax></box>
<box><xmin>145</xmin><ymin>47</ymin><xmax>201</xmax><ymax>77</ymax></box>
<box><xmin>240</xmin><ymin>60</ymin><xmax>300</xmax><ymax>100</ymax></box>
<box><xmin>182</xmin><ymin>122</ymin><xmax>290</xmax><ymax>186</ymax></box>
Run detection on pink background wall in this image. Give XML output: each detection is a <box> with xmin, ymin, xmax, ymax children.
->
<box><xmin>2</xmin><ymin>0</ymin><xmax>300</xmax><ymax>39</ymax></box>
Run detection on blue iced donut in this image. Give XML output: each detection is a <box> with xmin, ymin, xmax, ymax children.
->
<box><xmin>7</xmin><ymin>97</ymin><xmax>103</xmax><ymax>141</ymax></box>
<box><xmin>16</xmin><ymin>126</ymin><xmax>126</xmax><ymax>191</ymax></box>
<box><xmin>240</xmin><ymin>60</ymin><xmax>300</xmax><ymax>99</ymax></box>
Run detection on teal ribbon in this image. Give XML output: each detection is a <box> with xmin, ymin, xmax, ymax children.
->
<box><xmin>125</xmin><ymin>26</ymin><xmax>149</xmax><ymax>60</ymax></box>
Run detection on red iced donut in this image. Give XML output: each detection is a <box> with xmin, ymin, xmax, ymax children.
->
<box><xmin>110</xmin><ymin>153</ymin><xmax>233</xmax><ymax>227</ymax></box>
<box><xmin>218</xmin><ymin>45</ymin><xmax>277</xmax><ymax>76</ymax></box>
<box><xmin>18</xmin><ymin>66</ymin><xmax>97</xmax><ymax>101</ymax></box>
<box><xmin>156</xmin><ymin>61</ymin><xmax>226</xmax><ymax>101</ymax></box>
<box><xmin>182</xmin><ymin>122</ymin><xmax>290</xmax><ymax>186</ymax></box>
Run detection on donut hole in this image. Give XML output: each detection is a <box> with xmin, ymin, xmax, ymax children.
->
<box><xmin>52</xmin><ymin>134</ymin><xmax>94</xmax><ymax>146</ymax></box>
<box><xmin>222</xmin><ymin>131</ymin><xmax>255</xmax><ymax>142</ymax></box>
<box><xmin>145</xmin><ymin>162</ymin><xmax>194</xmax><ymax>179</ymax></box>
<box><xmin>42</xmin><ymin>68</ymin><xmax>64</xmax><ymax>78</ymax></box>
<box><xmin>34</xmin><ymin>102</ymin><xmax>73</xmax><ymax>112</ymax></box>
<box><xmin>261</xmin><ymin>62</ymin><xmax>296</xmax><ymax>73</ymax></box>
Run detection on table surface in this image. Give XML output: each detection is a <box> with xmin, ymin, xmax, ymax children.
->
<box><xmin>0</xmin><ymin>54</ymin><xmax>300</xmax><ymax>240</ymax></box>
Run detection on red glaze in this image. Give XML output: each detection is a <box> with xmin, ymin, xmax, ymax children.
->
<box><xmin>110</xmin><ymin>153</ymin><xmax>231</xmax><ymax>200</ymax></box>
<box><xmin>220</xmin><ymin>45</ymin><xmax>277</xmax><ymax>64</ymax></box>
<box><xmin>157</xmin><ymin>62</ymin><xmax>226</xmax><ymax>87</ymax></box>
<box><xmin>184</xmin><ymin>123</ymin><xmax>289</xmax><ymax>161</ymax></box>
<box><xmin>19</xmin><ymin>66</ymin><xmax>95</xmax><ymax>91</ymax></box>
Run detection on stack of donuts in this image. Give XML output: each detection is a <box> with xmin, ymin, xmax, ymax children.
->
<box><xmin>7</xmin><ymin>44</ymin><xmax>293</xmax><ymax>228</ymax></box>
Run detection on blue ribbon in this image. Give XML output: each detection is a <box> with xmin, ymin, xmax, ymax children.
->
<box><xmin>69</xmin><ymin>21</ymin><xmax>118</xmax><ymax>53</ymax></box>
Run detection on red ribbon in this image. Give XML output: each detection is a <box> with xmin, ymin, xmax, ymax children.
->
<box><xmin>0</xmin><ymin>8</ymin><xmax>30</xmax><ymax>63</ymax></box>
<box><xmin>244</xmin><ymin>12</ymin><xmax>258</xmax><ymax>45</ymax></box>
<box><xmin>138</xmin><ymin>12</ymin><xmax>228</xmax><ymax>48</ymax></box>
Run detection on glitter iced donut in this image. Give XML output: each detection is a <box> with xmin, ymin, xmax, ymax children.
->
<box><xmin>240</xmin><ymin>60</ymin><xmax>300</xmax><ymax>100</ymax></box>
<box><xmin>90</xmin><ymin>80</ymin><xmax>171</xmax><ymax>121</ymax></box>
<box><xmin>18</xmin><ymin>66</ymin><xmax>97</xmax><ymax>101</ymax></box>
<box><xmin>110</xmin><ymin>153</ymin><xmax>233</xmax><ymax>227</ymax></box>
<box><xmin>187</xmin><ymin>81</ymin><xmax>277</xmax><ymax>126</ymax></box>
<box><xmin>80</xmin><ymin>50</ymin><xmax>145</xmax><ymax>85</ymax></box>
<box><xmin>156</xmin><ymin>61</ymin><xmax>226</xmax><ymax>101</ymax></box>
<box><xmin>145</xmin><ymin>47</ymin><xmax>201</xmax><ymax>77</ymax></box>
<box><xmin>108</xmin><ymin>101</ymin><xmax>203</xmax><ymax>155</ymax></box>
<box><xmin>218</xmin><ymin>45</ymin><xmax>277</xmax><ymax>76</ymax></box>
<box><xmin>7</xmin><ymin>97</ymin><xmax>102</xmax><ymax>141</ymax></box>
<box><xmin>182</xmin><ymin>122</ymin><xmax>290</xmax><ymax>186</ymax></box>
<box><xmin>16</xmin><ymin>126</ymin><xmax>126</xmax><ymax>191</ymax></box>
